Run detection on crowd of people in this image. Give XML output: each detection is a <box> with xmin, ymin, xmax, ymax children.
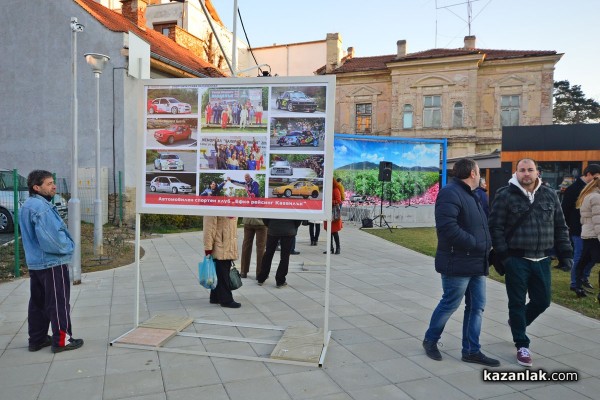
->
<box><xmin>210</xmin><ymin>138</ymin><xmax>264</xmax><ymax>171</ymax></box>
<box><xmin>205</xmin><ymin>101</ymin><xmax>264</xmax><ymax>129</ymax></box>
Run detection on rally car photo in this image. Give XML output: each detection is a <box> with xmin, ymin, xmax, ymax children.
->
<box><xmin>154</xmin><ymin>153</ymin><xmax>184</xmax><ymax>171</ymax></box>
<box><xmin>153</xmin><ymin>124</ymin><xmax>192</xmax><ymax>144</ymax></box>
<box><xmin>148</xmin><ymin>97</ymin><xmax>192</xmax><ymax>114</ymax></box>
<box><xmin>272</xmin><ymin>180</ymin><xmax>320</xmax><ymax>199</ymax></box>
<box><xmin>276</xmin><ymin>130</ymin><xmax>319</xmax><ymax>147</ymax></box>
<box><xmin>275</xmin><ymin>91</ymin><xmax>317</xmax><ymax>112</ymax></box>
<box><xmin>149</xmin><ymin>176</ymin><xmax>192</xmax><ymax>194</ymax></box>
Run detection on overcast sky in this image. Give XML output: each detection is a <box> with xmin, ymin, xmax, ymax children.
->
<box><xmin>213</xmin><ymin>0</ymin><xmax>600</xmax><ymax>100</ymax></box>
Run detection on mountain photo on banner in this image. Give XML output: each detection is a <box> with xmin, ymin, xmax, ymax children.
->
<box><xmin>333</xmin><ymin>137</ymin><xmax>441</xmax><ymax>206</ymax></box>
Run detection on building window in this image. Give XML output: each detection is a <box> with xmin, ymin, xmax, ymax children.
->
<box><xmin>356</xmin><ymin>103</ymin><xmax>372</xmax><ymax>133</ymax></box>
<box><xmin>453</xmin><ymin>102</ymin><xmax>464</xmax><ymax>128</ymax></box>
<box><xmin>154</xmin><ymin>22</ymin><xmax>176</xmax><ymax>37</ymax></box>
<box><xmin>403</xmin><ymin>104</ymin><xmax>413</xmax><ymax>129</ymax></box>
<box><xmin>501</xmin><ymin>95</ymin><xmax>520</xmax><ymax>126</ymax></box>
<box><xmin>423</xmin><ymin>95</ymin><xmax>441</xmax><ymax>128</ymax></box>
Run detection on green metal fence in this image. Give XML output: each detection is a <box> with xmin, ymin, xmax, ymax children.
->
<box><xmin>0</xmin><ymin>169</ymin><xmax>125</xmax><ymax>281</ymax></box>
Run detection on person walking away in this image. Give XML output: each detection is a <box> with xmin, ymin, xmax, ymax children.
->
<box><xmin>474</xmin><ymin>177</ymin><xmax>489</xmax><ymax>218</ymax></box>
<box><xmin>19</xmin><ymin>170</ymin><xmax>84</xmax><ymax>353</ymax></box>
<box><xmin>203</xmin><ymin>216</ymin><xmax>241</xmax><ymax>308</ymax></box>
<box><xmin>572</xmin><ymin>177</ymin><xmax>600</xmax><ymax>298</ymax></box>
<box><xmin>422</xmin><ymin>159</ymin><xmax>499</xmax><ymax>367</ymax></box>
<box><xmin>489</xmin><ymin>158</ymin><xmax>572</xmax><ymax>367</ymax></box>
<box><xmin>257</xmin><ymin>219</ymin><xmax>302</xmax><ymax>288</ymax></box>
<box><xmin>561</xmin><ymin>164</ymin><xmax>600</xmax><ymax>290</ymax></box>
<box><xmin>324</xmin><ymin>178</ymin><xmax>343</xmax><ymax>254</ymax></box>
<box><xmin>240</xmin><ymin>217</ymin><xmax>267</xmax><ymax>279</ymax></box>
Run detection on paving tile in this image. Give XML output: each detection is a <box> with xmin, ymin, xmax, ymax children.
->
<box><xmin>397</xmin><ymin>377</ymin><xmax>471</xmax><ymax>400</ymax></box>
<box><xmin>347</xmin><ymin>384</ymin><xmax>412</xmax><ymax>400</ymax></box>
<box><xmin>106</xmin><ymin>350</ymin><xmax>160</xmax><ymax>374</ymax></box>
<box><xmin>322</xmin><ymin>362</ymin><xmax>390</xmax><ymax>392</ymax></box>
<box><xmin>224</xmin><ymin>376</ymin><xmax>292</xmax><ymax>400</ymax></box>
<box><xmin>166</xmin><ymin>384</ymin><xmax>229</xmax><ymax>400</ymax></box>
<box><xmin>46</xmin><ymin>356</ymin><xmax>106</xmax><ymax>382</ymax></box>
<box><xmin>211</xmin><ymin>357</ymin><xmax>273</xmax><ymax>383</ymax></box>
<box><xmin>438</xmin><ymin>370</ymin><xmax>517</xmax><ymax>398</ymax></box>
<box><xmin>0</xmin><ymin>362</ymin><xmax>50</xmax><ymax>387</ymax></box>
<box><xmin>0</xmin><ymin>383</ymin><xmax>42</xmax><ymax>400</ymax></box>
<box><xmin>38</xmin><ymin>376</ymin><xmax>104</xmax><ymax>400</ymax></box>
<box><xmin>344</xmin><ymin>340</ymin><xmax>401</xmax><ymax>362</ymax></box>
<box><xmin>369</xmin><ymin>357</ymin><xmax>433</xmax><ymax>383</ymax></box>
<box><xmin>277</xmin><ymin>369</ymin><xmax>341</xmax><ymax>399</ymax></box>
<box><xmin>103</xmin><ymin>369</ymin><xmax>165</xmax><ymax>399</ymax></box>
<box><xmin>522</xmin><ymin>383</ymin><xmax>591</xmax><ymax>400</ymax></box>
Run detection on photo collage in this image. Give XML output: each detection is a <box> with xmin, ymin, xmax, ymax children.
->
<box><xmin>144</xmin><ymin>84</ymin><xmax>327</xmax><ymax>211</ymax></box>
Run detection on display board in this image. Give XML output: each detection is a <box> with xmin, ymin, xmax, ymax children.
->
<box><xmin>137</xmin><ymin>76</ymin><xmax>335</xmax><ymax>220</ymax></box>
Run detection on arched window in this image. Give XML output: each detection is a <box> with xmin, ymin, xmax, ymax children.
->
<box><xmin>403</xmin><ymin>104</ymin><xmax>413</xmax><ymax>129</ymax></box>
<box><xmin>453</xmin><ymin>102</ymin><xmax>464</xmax><ymax>128</ymax></box>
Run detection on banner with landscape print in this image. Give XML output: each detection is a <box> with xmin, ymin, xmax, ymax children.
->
<box><xmin>334</xmin><ymin>134</ymin><xmax>443</xmax><ymax>206</ymax></box>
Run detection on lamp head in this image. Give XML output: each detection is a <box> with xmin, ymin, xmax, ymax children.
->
<box><xmin>84</xmin><ymin>53</ymin><xmax>110</xmax><ymax>74</ymax></box>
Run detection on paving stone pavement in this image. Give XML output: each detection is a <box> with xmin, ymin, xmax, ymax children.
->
<box><xmin>1</xmin><ymin>225</ymin><xmax>599</xmax><ymax>400</ymax></box>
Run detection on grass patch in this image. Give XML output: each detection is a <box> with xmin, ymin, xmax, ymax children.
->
<box><xmin>365</xmin><ymin>227</ymin><xmax>600</xmax><ymax>320</ymax></box>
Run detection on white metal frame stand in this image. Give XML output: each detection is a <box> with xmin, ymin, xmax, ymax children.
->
<box><xmin>110</xmin><ymin>214</ymin><xmax>333</xmax><ymax>367</ymax></box>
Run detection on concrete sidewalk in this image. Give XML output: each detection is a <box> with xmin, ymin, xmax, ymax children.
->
<box><xmin>1</xmin><ymin>225</ymin><xmax>599</xmax><ymax>400</ymax></box>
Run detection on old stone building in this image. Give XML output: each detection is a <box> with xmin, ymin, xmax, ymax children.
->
<box><xmin>318</xmin><ymin>36</ymin><xmax>562</xmax><ymax>158</ymax></box>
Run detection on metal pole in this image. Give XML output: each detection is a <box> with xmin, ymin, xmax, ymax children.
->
<box><xmin>13</xmin><ymin>169</ymin><xmax>20</xmax><ymax>278</ymax></box>
<box><xmin>135</xmin><ymin>213</ymin><xmax>141</xmax><ymax>326</ymax></box>
<box><xmin>69</xmin><ymin>17</ymin><xmax>83</xmax><ymax>284</ymax></box>
<box><xmin>93</xmin><ymin>71</ymin><xmax>103</xmax><ymax>257</ymax></box>
<box><xmin>232</xmin><ymin>0</ymin><xmax>238</xmax><ymax>74</ymax></box>
<box><xmin>118</xmin><ymin>170</ymin><xmax>123</xmax><ymax>227</ymax></box>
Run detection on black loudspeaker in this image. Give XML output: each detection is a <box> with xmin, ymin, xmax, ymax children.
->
<box><xmin>378</xmin><ymin>161</ymin><xmax>392</xmax><ymax>182</ymax></box>
<box><xmin>362</xmin><ymin>218</ymin><xmax>373</xmax><ymax>228</ymax></box>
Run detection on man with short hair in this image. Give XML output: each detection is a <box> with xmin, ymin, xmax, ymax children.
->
<box><xmin>489</xmin><ymin>159</ymin><xmax>572</xmax><ymax>367</ymax></box>
<box><xmin>19</xmin><ymin>170</ymin><xmax>84</xmax><ymax>353</ymax></box>
<box><xmin>561</xmin><ymin>164</ymin><xmax>600</xmax><ymax>292</ymax></box>
<box><xmin>423</xmin><ymin>158</ymin><xmax>500</xmax><ymax>367</ymax></box>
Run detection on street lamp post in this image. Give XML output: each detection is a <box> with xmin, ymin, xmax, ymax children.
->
<box><xmin>84</xmin><ymin>53</ymin><xmax>110</xmax><ymax>257</ymax></box>
<box><xmin>69</xmin><ymin>17</ymin><xmax>84</xmax><ymax>284</ymax></box>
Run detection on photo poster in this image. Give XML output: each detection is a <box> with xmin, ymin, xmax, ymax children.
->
<box><xmin>333</xmin><ymin>134</ymin><xmax>442</xmax><ymax>206</ymax></box>
<box><xmin>137</xmin><ymin>76</ymin><xmax>336</xmax><ymax>220</ymax></box>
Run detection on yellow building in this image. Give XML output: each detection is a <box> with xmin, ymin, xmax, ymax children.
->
<box><xmin>318</xmin><ymin>36</ymin><xmax>562</xmax><ymax>159</ymax></box>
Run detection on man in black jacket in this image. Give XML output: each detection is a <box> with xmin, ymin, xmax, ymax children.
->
<box><xmin>561</xmin><ymin>164</ymin><xmax>600</xmax><ymax>290</ymax></box>
<box><xmin>489</xmin><ymin>158</ymin><xmax>572</xmax><ymax>367</ymax></box>
<box><xmin>423</xmin><ymin>159</ymin><xmax>499</xmax><ymax>367</ymax></box>
<box><xmin>257</xmin><ymin>218</ymin><xmax>302</xmax><ymax>288</ymax></box>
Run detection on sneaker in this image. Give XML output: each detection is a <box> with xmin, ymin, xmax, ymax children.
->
<box><xmin>582</xmin><ymin>279</ymin><xmax>594</xmax><ymax>289</ymax></box>
<box><xmin>221</xmin><ymin>301</ymin><xmax>241</xmax><ymax>308</ymax></box>
<box><xmin>51</xmin><ymin>338</ymin><xmax>84</xmax><ymax>353</ymax></box>
<box><xmin>209</xmin><ymin>299</ymin><xmax>219</xmax><ymax>304</ymax></box>
<box><xmin>422</xmin><ymin>340</ymin><xmax>442</xmax><ymax>361</ymax></box>
<box><xmin>517</xmin><ymin>347</ymin><xmax>533</xmax><ymax>367</ymax></box>
<box><xmin>462</xmin><ymin>351</ymin><xmax>501</xmax><ymax>367</ymax></box>
<box><xmin>29</xmin><ymin>335</ymin><xmax>52</xmax><ymax>352</ymax></box>
<box><xmin>276</xmin><ymin>282</ymin><xmax>288</xmax><ymax>288</ymax></box>
<box><xmin>257</xmin><ymin>281</ymin><xmax>264</xmax><ymax>286</ymax></box>
<box><xmin>290</xmin><ymin>251</ymin><xmax>300</xmax><ymax>255</ymax></box>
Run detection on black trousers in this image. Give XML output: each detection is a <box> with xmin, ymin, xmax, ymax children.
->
<box><xmin>210</xmin><ymin>259</ymin><xmax>234</xmax><ymax>305</ymax></box>
<box><xmin>28</xmin><ymin>264</ymin><xmax>73</xmax><ymax>347</ymax></box>
<box><xmin>575</xmin><ymin>238</ymin><xmax>600</xmax><ymax>288</ymax></box>
<box><xmin>309</xmin><ymin>223</ymin><xmax>321</xmax><ymax>241</ymax></box>
<box><xmin>258</xmin><ymin>235</ymin><xmax>294</xmax><ymax>285</ymax></box>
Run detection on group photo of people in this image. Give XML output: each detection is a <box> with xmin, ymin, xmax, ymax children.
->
<box><xmin>199</xmin><ymin>136</ymin><xmax>267</xmax><ymax>171</ymax></box>
<box><xmin>198</xmin><ymin>172</ymin><xmax>265</xmax><ymax>198</ymax></box>
<box><xmin>200</xmin><ymin>87</ymin><xmax>268</xmax><ymax>133</ymax></box>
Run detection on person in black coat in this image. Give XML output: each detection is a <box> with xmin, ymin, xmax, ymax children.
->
<box><xmin>561</xmin><ymin>164</ymin><xmax>600</xmax><ymax>288</ymax></box>
<box><xmin>257</xmin><ymin>218</ymin><xmax>302</xmax><ymax>288</ymax></box>
<box><xmin>474</xmin><ymin>177</ymin><xmax>489</xmax><ymax>218</ymax></box>
<box><xmin>423</xmin><ymin>158</ymin><xmax>499</xmax><ymax>367</ymax></box>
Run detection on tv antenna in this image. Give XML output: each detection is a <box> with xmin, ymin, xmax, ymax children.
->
<box><xmin>435</xmin><ymin>0</ymin><xmax>491</xmax><ymax>47</ymax></box>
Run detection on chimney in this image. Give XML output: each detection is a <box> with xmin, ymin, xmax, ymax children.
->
<box><xmin>121</xmin><ymin>0</ymin><xmax>148</xmax><ymax>29</ymax></box>
<box><xmin>347</xmin><ymin>47</ymin><xmax>354</xmax><ymax>59</ymax></box>
<box><xmin>464</xmin><ymin>35</ymin><xmax>476</xmax><ymax>49</ymax></box>
<box><xmin>325</xmin><ymin>33</ymin><xmax>343</xmax><ymax>73</ymax></box>
<box><xmin>396</xmin><ymin>40</ymin><xmax>407</xmax><ymax>58</ymax></box>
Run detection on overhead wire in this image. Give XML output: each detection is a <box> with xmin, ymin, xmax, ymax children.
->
<box><xmin>237</xmin><ymin>7</ymin><xmax>263</xmax><ymax>75</ymax></box>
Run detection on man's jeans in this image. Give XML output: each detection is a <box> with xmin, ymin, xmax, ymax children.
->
<box><xmin>504</xmin><ymin>257</ymin><xmax>551</xmax><ymax>349</ymax></box>
<box><xmin>570</xmin><ymin>235</ymin><xmax>594</xmax><ymax>287</ymax></box>
<box><xmin>424</xmin><ymin>275</ymin><xmax>486</xmax><ymax>355</ymax></box>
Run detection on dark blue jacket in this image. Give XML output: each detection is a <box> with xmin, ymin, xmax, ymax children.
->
<box><xmin>435</xmin><ymin>178</ymin><xmax>492</xmax><ymax>276</ymax></box>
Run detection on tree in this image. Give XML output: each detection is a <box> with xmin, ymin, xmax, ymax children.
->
<box><xmin>553</xmin><ymin>80</ymin><xmax>600</xmax><ymax>124</ymax></box>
